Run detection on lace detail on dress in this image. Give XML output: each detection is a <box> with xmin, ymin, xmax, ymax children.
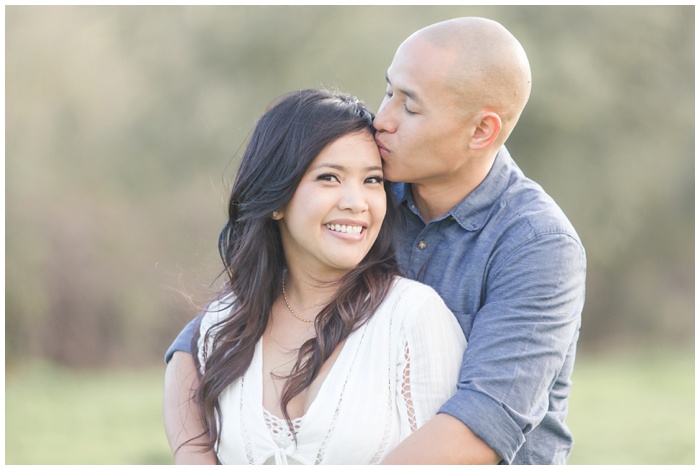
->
<box><xmin>315</xmin><ymin>394</ymin><xmax>344</xmax><ymax>464</ymax></box>
<box><xmin>239</xmin><ymin>376</ymin><xmax>255</xmax><ymax>464</ymax></box>
<box><xmin>369</xmin><ymin>283</ymin><xmax>404</xmax><ymax>464</ymax></box>
<box><xmin>263</xmin><ymin>409</ymin><xmax>304</xmax><ymax>449</ymax></box>
<box><xmin>314</xmin><ymin>323</ymin><xmax>372</xmax><ymax>465</ymax></box>
<box><xmin>401</xmin><ymin>339</ymin><xmax>417</xmax><ymax>432</ymax></box>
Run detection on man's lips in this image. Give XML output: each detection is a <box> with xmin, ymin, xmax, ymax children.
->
<box><xmin>375</xmin><ymin>138</ymin><xmax>390</xmax><ymax>158</ymax></box>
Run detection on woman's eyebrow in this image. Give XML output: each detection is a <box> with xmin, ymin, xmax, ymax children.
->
<box><xmin>311</xmin><ymin>163</ymin><xmax>345</xmax><ymax>171</ymax></box>
<box><xmin>311</xmin><ymin>163</ymin><xmax>383</xmax><ymax>172</ymax></box>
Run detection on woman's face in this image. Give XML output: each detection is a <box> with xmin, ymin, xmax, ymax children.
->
<box><xmin>278</xmin><ymin>131</ymin><xmax>386</xmax><ymax>277</ymax></box>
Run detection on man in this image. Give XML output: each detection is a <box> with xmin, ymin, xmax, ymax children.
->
<box><xmin>163</xmin><ymin>17</ymin><xmax>586</xmax><ymax>464</ymax></box>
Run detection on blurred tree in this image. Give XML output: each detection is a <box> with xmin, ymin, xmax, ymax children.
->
<box><xmin>5</xmin><ymin>5</ymin><xmax>694</xmax><ymax>367</ymax></box>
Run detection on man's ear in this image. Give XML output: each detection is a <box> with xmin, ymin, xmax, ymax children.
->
<box><xmin>469</xmin><ymin>112</ymin><xmax>502</xmax><ymax>150</ymax></box>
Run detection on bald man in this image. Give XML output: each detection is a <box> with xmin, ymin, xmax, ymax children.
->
<box><xmin>163</xmin><ymin>17</ymin><xmax>586</xmax><ymax>465</ymax></box>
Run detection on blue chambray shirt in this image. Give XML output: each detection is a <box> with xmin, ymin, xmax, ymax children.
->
<box><xmin>391</xmin><ymin>146</ymin><xmax>586</xmax><ymax>464</ymax></box>
<box><xmin>165</xmin><ymin>146</ymin><xmax>586</xmax><ymax>464</ymax></box>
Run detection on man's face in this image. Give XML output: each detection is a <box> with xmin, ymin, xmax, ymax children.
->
<box><xmin>373</xmin><ymin>37</ymin><xmax>474</xmax><ymax>186</ymax></box>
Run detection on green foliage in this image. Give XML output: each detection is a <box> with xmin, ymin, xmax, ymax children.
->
<box><xmin>5</xmin><ymin>353</ymin><xmax>694</xmax><ymax>464</ymax></box>
<box><xmin>5</xmin><ymin>6</ymin><xmax>694</xmax><ymax>366</ymax></box>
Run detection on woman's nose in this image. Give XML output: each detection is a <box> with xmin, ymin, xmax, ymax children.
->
<box><xmin>338</xmin><ymin>185</ymin><xmax>369</xmax><ymax>213</ymax></box>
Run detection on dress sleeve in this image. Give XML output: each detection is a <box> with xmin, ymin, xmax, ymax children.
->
<box><xmin>395</xmin><ymin>283</ymin><xmax>467</xmax><ymax>436</ymax></box>
<box><xmin>196</xmin><ymin>297</ymin><xmax>234</xmax><ymax>375</ymax></box>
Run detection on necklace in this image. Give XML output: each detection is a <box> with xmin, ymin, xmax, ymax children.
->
<box><xmin>282</xmin><ymin>274</ymin><xmax>314</xmax><ymax>323</ymax></box>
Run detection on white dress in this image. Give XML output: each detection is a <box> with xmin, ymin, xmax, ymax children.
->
<box><xmin>198</xmin><ymin>277</ymin><xmax>467</xmax><ymax>465</ymax></box>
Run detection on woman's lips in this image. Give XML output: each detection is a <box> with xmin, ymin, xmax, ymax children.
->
<box><xmin>325</xmin><ymin>223</ymin><xmax>364</xmax><ymax>235</ymax></box>
<box><xmin>324</xmin><ymin>222</ymin><xmax>367</xmax><ymax>241</ymax></box>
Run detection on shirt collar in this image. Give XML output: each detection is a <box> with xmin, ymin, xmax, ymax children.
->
<box><xmin>393</xmin><ymin>146</ymin><xmax>514</xmax><ymax>231</ymax></box>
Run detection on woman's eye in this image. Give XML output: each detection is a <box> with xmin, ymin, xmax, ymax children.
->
<box><xmin>404</xmin><ymin>105</ymin><xmax>417</xmax><ymax>115</ymax></box>
<box><xmin>318</xmin><ymin>173</ymin><xmax>339</xmax><ymax>182</ymax></box>
<box><xmin>366</xmin><ymin>176</ymin><xmax>384</xmax><ymax>184</ymax></box>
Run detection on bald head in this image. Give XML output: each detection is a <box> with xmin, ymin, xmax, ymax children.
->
<box><xmin>408</xmin><ymin>17</ymin><xmax>531</xmax><ymax>142</ymax></box>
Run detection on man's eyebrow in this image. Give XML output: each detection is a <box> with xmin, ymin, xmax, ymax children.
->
<box><xmin>385</xmin><ymin>73</ymin><xmax>422</xmax><ymax>105</ymax></box>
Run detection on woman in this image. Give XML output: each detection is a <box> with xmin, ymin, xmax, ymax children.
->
<box><xmin>165</xmin><ymin>89</ymin><xmax>466</xmax><ymax>464</ymax></box>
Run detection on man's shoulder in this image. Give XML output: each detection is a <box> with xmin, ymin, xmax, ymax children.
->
<box><xmin>498</xmin><ymin>174</ymin><xmax>582</xmax><ymax>245</ymax></box>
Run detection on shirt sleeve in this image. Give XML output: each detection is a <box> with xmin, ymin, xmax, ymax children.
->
<box><xmin>396</xmin><ymin>284</ymin><xmax>467</xmax><ymax>438</ymax></box>
<box><xmin>163</xmin><ymin>313</ymin><xmax>203</xmax><ymax>363</ymax></box>
<box><xmin>438</xmin><ymin>232</ymin><xmax>586</xmax><ymax>463</ymax></box>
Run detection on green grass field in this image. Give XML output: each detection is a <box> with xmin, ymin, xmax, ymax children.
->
<box><xmin>566</xmin><ymin>350</ymin><xmax>694</xmax><ymax>465</ymax></box>
<box><xmin>6</xmin><ymin>362</ymin><xmax>172</xmax><ymax>465</ymax></box>
<box><xmin>5</xmin><ymin>351</ymin><xmax>694</xmax><ymax>465</ymax></box>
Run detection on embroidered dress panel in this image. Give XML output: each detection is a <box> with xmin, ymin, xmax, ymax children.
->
<box><xmin>263</xmin><ymin>409</ymin><xmax>303</xmax><ymax>448</ymax></box>
<box><xmin>198</xmin><ymin>277</ymin><xmax>467</xmax><ymax>464</ymax></box>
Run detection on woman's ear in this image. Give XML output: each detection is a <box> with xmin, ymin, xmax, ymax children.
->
<box><xmin>469</xmin><ymin>112</ymin><xmax>502</xmax><ymax>150</ymax></box>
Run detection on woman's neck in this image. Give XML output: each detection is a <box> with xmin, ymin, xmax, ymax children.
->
<box><xmin>282</xmin><ymin>267</ymin><xmax>342</xmax><ymax>320</ymax></box>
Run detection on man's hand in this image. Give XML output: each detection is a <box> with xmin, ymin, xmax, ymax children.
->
<box><xmin>381</xmin><ymin>413</ymin><xmax>501</xmax><ymax>465</ymax></box>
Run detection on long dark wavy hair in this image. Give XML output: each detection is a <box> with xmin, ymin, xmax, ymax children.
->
<box><xmin>193</xmin><ymin>89</ymin><xmax>399</xmax><ymax>452</ymax></box>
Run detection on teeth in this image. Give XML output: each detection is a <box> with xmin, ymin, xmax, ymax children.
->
<box><xmin>326</xmin><ymin>224</ymin><xmax>363</xmax><ymax>235</ymax></box>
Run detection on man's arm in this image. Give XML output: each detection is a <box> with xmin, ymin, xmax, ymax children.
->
<box><xmin>381</xmin><ymin>413</ymin><xmax>500</xmax><ymax>464</ymax></box>
<box><xmin>385</xmin><ymin>233</ymin><xmax>586</xmax><ymax>464</ymax></box>
<box><xmin>164</xmin><ymin>313</ymin><xmax>202</xmax><ymax>363</ymax></box>
<box><xmin>163</xmin><ymin>351</ymin><xmax>217</xmax><ymax>464</ymax></box>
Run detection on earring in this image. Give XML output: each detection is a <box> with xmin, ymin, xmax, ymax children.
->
<box><xmin>272</xmin><ymin>211</ymin><xmax>282</xmax><ymax>220</ymax></box>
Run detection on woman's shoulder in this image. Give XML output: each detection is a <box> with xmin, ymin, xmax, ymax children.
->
<box><xmin>197</xmin><ymin>293</ymin><xmax>237</xmax><ymax>372</ymax></box>
<box><xmin>387</xmin><ymin>276</ymin><xmax>448</xmax><ymax>307</ymax></box>
<box><xmin>381</xmin><ymin>276</ymin><xmax>454</xmax><ymax>324</ymax></box>
<box><xmin>379</xmin><ymin>276</ymin><xmax>466</xmax><ymax>349</ymax></box>
<box><xmin>200</xmin><ymin>293</ymin><xmax>237</xmax><ymax>333</ymax></box>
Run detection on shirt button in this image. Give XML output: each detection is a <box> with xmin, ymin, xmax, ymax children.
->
<box><xmin>418</xmin><ymin>240</ymin><xmax>427</xmax><ymax>250</ymax></box>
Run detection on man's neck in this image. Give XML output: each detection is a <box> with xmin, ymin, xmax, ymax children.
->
<box><xmin>411</xmin><ymin>182</ymin><xmax>471</xmax><ymax>222</ymax></box>
<box><xmin>410</xmin><ymin>152</ymin><xmax>496</xmax><ymax>222</ymax></box>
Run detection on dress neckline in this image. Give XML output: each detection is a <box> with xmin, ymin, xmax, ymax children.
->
<box><xmin>244</xmin><ymin>322</ymin><xmax>370</xmax><ymax>452</ymax></box>
<box><xmin>258</xmin><ymin>333</ymin><xmax>350</xmax><ymax>422</ymax></box>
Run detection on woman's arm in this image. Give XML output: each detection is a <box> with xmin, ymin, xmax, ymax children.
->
<box><xmin>163</xmin><ymin>351</ymin><xmax>218</xmax><ymax>464</ymax></box>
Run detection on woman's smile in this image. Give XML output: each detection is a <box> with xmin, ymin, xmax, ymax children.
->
<box><xmin>279</xmin><ymin>131</ymin><xmax>386</xmax><ymax>274</ymax></box>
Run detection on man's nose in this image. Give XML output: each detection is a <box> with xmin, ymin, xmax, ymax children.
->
<box><xmin>373</xmin><ymin>100</ymin><xmax>396</xmax><ymax>133</ymax></box>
